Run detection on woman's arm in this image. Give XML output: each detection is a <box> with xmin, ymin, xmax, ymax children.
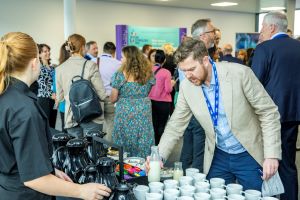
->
<box><xmin>90</xmin><ymin>62</ymin><xmax>108</xmax><ymax>101</ymax></box>
<box><xmin>164</xmin><ymin>71</ymin><xmax>173</xmax><ymax>93</ymax></box>
<box><xmin>55</xmin><ymin>68</ymin><xmax>64</xmax><ymax>103</ymax></box>
<box><xmin>110</xmin><ymin>88</ymin><xmax>119</xmax><ymax>103</ymax></box>
<box><xmin>24</xmin><ymin>173</ymin><xmax>111</xmax><ymax>200</ymax></box>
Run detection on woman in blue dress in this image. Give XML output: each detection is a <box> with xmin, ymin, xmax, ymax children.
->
<box><xmin>110</xmin><ymin>45</ymin><xmax>155</xmax><ymax>159</ymax></box>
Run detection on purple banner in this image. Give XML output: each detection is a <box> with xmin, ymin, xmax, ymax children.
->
<box><xmin>116</xmin><ymin>25</ymin><xmax>128</xmax><ymax>60</ymax></box>
<box><xmin>179</xmin><ymin>28</ymin><xmax>187</xmax><ymax>43</ymax></box>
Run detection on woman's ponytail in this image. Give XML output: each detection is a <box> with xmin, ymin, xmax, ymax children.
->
<box><xmin>0</xmin><ymin>41</ymin><xmax>9</xmax><ymax>94</ymax></box>
<box><xmin>0</xmin><ymin>32</ymin><xmax>37</xmax><ymax>95</ymax></box>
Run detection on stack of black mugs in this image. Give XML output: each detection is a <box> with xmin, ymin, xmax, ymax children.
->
<box><xmin>51</xmin><ymin>131</ymin><xmax>137</xmax><ymax>200</ymax></box>
<box><xmin>51</xmin><ymin>131</ymin><xmax>118</xmax><ymax>189</ymax></box>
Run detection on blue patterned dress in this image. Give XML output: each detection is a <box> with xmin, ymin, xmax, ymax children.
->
<box><xmin>111</xmin><ymin>71</ymin><xmax>155</xmax><ymax>159</ymax></box>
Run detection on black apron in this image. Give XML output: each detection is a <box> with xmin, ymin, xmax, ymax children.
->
<box><xmin>0</xmin><ymin>173</ymin><xmax>51</xmax><ymax>200</ymax></box>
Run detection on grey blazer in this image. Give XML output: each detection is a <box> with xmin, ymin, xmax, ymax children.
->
<box><xmin>158</xmin><ymin>62</ymin><xmax>281</xmax><ymax>174</ymax></box>
<box><xmin>56</xmin><ymin>56</ymin><xmax>107</xmax><ymax>129</ymax></box>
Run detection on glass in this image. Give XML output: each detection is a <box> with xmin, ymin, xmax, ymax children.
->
<box><xmin>148</xmin><ymin>146</ymin><xmax>161</xmax><ymax>182</ymax></box>
<box><xmin>173</xmin><ymin>161</ymin><xmax>183</xmax><ymax>181</ymax></box>
<box><xmin>204</xmin><ymin>29</ymin><xmax>216</xmax><ymax>34</ymax></box>
<box><xmin>199</xmin><ymin>28</ymin><xmax>216</xmax><ymax>36</ymax></box>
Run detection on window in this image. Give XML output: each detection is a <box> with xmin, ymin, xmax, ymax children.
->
<box><xmin>294</xmin><ymin>10</ymin><xmax>300</xmax><ymax>37</ymax></box>
<box><xmin>258</xmin><ymin>13</ymin><xmax>267</xmax><ymax>32</ymax></box>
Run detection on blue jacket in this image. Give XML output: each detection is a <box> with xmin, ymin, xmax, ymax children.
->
<box><xmin>221</xmin><ymin>54</ymin><xmax>244</xmax><ymax>65</ymax></box>
<box><xmin>252</xmin><ymin>35</ymin><xmax>300</xmax><ymax>122</ymax></box>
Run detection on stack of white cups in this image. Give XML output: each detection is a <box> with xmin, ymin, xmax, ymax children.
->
<box><xmin>133</xmin><ymin>167</ymin><xmax>278</xmax><ymax>200</ymax></box>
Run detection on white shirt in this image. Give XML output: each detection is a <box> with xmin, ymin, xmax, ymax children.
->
<box><xmin>96</xmin><ymin>53</ymin><xmax>121</xmax><ymax>96</ymax></box>
<box><xmin>271</xmin><ymin>32</ymin><xmax>288</xmax><ymax>39</ymax></box>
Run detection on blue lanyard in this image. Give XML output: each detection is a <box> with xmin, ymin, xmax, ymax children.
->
<box><xmin>202</xmin><ymin>59</ymin><xmax>219</xmax><ymax>131</ymax></box>
<box><xmin>101</xmin><ymin>54</ymin><xmax>112</xmax><ymax>58</ymax></box>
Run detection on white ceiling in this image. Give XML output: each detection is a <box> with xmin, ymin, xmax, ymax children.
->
<box><xmin>96</xmin><ymin>0</ymin><xmax>300</xmax><ymax>13</ymax></box>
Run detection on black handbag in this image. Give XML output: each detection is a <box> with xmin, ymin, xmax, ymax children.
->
<box><xmin>69</xmin><ymin>60</ymin><xmax>103</xmax><ymax>123</ymax></box>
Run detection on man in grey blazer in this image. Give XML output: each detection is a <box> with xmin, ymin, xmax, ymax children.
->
<box><xmin>158</xmin><ymin>39</ymin><xmax>281</xmax><ymax>190</ymax></box>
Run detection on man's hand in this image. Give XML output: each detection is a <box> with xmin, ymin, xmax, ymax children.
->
<box><xmin>262</xmin><ymin>158</ymin><xmax>279</xmax><ymax>180</ymax></box>
<box><xmin>145</xmin><ymin>156</ymin><xmax>164</xmax><ymax>174</ymax></box>
<box><xmin>171</xmin><ymin>79</ymin><xmax>176</xmax><ymax>87</ymax></box>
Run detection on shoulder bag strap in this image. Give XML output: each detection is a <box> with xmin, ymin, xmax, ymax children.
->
<box><xmin>154</xmin><ymin>67</ymin><xmax>162</xmax><ymax>76</ymax></box>
<box><xmin>81</xmin><ymin>60</ymin><xmax>89</xmax><ymax>78</ymax></box>
<box><xmin>97</xmin><ymin>57</ymin><xmax>100</xmax><ymax>66</ymax></box>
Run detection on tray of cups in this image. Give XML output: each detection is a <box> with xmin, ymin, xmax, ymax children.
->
<box><xmin>132</xmin><ymin>171</ymin><xmax>273</xmax><ymax>200</ymax></box>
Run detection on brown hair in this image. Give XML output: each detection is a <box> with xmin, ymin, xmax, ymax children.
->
<box><xmin>66</xmin><ymin>34</ymin><xmax>86</xmax><ymax>56</ymax></box>
<box><xmin>120</xmin><ymin>46</ymin><xmax>152</xmax><ymax>85</ymax></box>
<box><xmin>142</xmin><ymin>44</ymin><xmax>152</xmax><ymax>54</ymax></box>
<box><xmin>147</xmin><ymin>48</ymin><xmax>157</xmax><ymax>61</ymax></box>
<box><xmin>174</xmin><ymin>39</ymin><xmax>208</xmax><ymax>64</ymax></box>
<box><xmin>59</xmin><ymin>42</ymin><xmax>71</xmax><ymax>65</ymax></box>
<box><xmin>237</xmin><ymin>49</ymin><xmax>248</xmax><ymax>64</ymax></box>
<box><xmin>38</xmin><ymin>43</ymin><xmax>51</xmax><ymax>65</ymax></box>
<box><xmin>86</xmin><ymin>41</ymin><xmax>97</xmax><ymax>50</ymax></box>
<box><xmin>0</xmin><ymin>32</ymin><xmax>37</xmax><ymax>94</ymax></box>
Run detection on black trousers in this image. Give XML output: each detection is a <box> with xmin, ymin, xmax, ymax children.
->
<box><xmin>151</xmin><ymin>100</ymin><xmax>171</xmax><ymax>145</ymax></box>
<box><xmin>180</xmin><ymin>116</ymin><xmax>205</xmax><ymax>172</ymax></box>
<box><xmin>59</xmin><ymin>112</ymin><xmax>67</xmax><ymax>133</ymax></box>
<box><xmin>37</xmin><ymin>97</ymin><xmax>57</xmax><ymax>128</ymax></box>
<box><xmin>279</xmin><ymin>121</ymin><xmax>299</xmax><ymax>200</ymax></box>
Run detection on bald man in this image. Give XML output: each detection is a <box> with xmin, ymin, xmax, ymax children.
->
<box><xmin>221</xmin><ymin>44</ymin><xmax>244</xmax><ymax>65</ymax></box>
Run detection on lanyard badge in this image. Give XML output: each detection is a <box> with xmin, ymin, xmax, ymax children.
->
<box><xmin>202</xmin><ymin>59</ymin><xmax>219</xmax><ymax>133</ymax></box>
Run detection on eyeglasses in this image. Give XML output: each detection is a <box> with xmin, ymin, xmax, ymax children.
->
<box><xmin>202</xmin><ymin>29</ymin><xmax>216</xmax><ymax>34</ymax></box>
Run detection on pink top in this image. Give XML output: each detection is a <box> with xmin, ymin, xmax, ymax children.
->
<box><xmin>149</xmin><ymin>66</ymin><xmax>173</xmax><ymax>102</ymax></box>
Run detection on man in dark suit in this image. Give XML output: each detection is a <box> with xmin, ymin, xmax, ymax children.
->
<box><xmin>252</xmin><ymin>12</ymin><xmax>300</xmax><ymax>200</ymax></box>
<box><xmin>221</xmin><ymin>44</ymin><xmax>244</xmax><ymax>65</ymax></box>
<box><xmin>84</xmin><ymin>41</ymin><xmax>98</xmax><ymax>60</ymax></box>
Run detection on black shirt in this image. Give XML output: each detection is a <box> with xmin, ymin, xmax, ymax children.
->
<box><xmin>0</xmin><ymin>78</ymin><xmax>53</xmax><ymax>200</ymax></box>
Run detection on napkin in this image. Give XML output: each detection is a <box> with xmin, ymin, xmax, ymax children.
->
<box><xmin>261</xmin><ymin>171</ymin><xmax>284</xmax><ymax>196</ymax></box>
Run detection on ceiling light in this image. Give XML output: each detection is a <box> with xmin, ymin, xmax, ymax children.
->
<box><xmin>261</xmin><ymin>7</ymin><xmax>285</xmax><ymax>11</ymax></box>
<box><xmin>211</xmin><ymin>2</ymin><xmax>238</xmax><ymax>7</ymax></box>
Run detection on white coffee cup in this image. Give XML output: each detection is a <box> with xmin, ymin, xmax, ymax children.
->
<box><xmin>179</xmin><ymin>176</ymin><xmax>193</xmax><ymax>186</ymax></box>
<box><xmin>194</xmin><ymin>192</ymin><xmax>211</xmax><ymax>200</ymax></box>
<box><xmin>185</xmin><ymin>168</ymin><xmax>199</xmax><ymax>177</ymax></box>
<box><xmin>242</xmin><ymin>189</ymin><xmax>261</xmax><ymax>200</ymax></box>
<box><xmin>164</xmin><ymin>188</ymin><xmax>180</xmax><ymax>200</ymax></box>
<box><xmin>225</xmin><ymin>183</ymin><xmax>243</xmax><ymax>195</ymax></box>
<box><xmin>210</xmin><ymin>188</ymin><xmax>226</xmax><ymax>199</ymax></box>
<box><xmin>210</xmin><ymin>177</ymin><xmax>225</xmax><ymax>188</ymax></box>
<box><xmin>133</xmin><ymin>185</ymin><xmax>149</xmax><ymax>200</ymax></box>
<box><xmin>178</xmin><ymin>196</ymin><xmax>194</xmax><ymax>200</ymax></box>
<box><xmin>179</xmin><ymin>185</ymin><xmax>196</xmax><ymax>197</ymax></box>
<box><xmin>193</xmin><ymin>172</ymin><xmax>207</xmax><ymax>183</ymax></box>
<box><xmin>149</xmin><ymin>182</ymin><xmax>164</xmax><ymax>193</ymax></box>
<box><xmin>163</xmin><ymin>179</ymin><xmax>178</xmax><ymax>189</ymax></box>
<box><xmin>145</xmin><ymin>192</ymin><xmax>163</xmax><ymax>200</ymax></box>
<box><xmin>226</xmin><ymin>194</ymin><xmax>245</xmax><ymax>200</ymax></box>
<box><xmin>195</xmin><ymin>181</ymin><xmax>210</xmax><ymax>193</ymax></box>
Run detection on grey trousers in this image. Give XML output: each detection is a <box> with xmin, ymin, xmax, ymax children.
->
<box><xmin>103</xmin><ymin>101</ymin><xmax>115</xmax><ymax>143</ymax></box>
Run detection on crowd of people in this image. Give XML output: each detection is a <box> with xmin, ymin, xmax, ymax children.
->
<box><xmin>0</xmin><ymin>11</ymin><xmax>300</xmax><ymax>200</ymax></box>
